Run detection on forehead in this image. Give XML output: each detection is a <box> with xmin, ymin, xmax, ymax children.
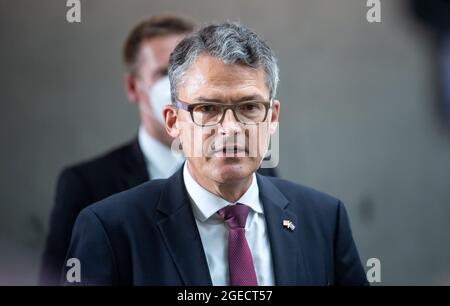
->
<box><xmin>138</xmin><ymin>35</ymin><xmax>186</xmax><ymax>71</ymax></box>
<box><xmin>178</xmin><ymin>55</ymin><xmax>269</xmax><ymax>101</ymax></box>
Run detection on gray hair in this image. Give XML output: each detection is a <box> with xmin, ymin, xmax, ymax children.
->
<box><xmin>168</xmin><ymin>22</ymin><xmax>279</xmax><ymax>103</ymax></box>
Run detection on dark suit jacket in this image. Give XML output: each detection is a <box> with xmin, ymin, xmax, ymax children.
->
<box><xmin>62</xmin><ymin>165</ymin><xmax>367</xmax><ymax>286</ymax></box>
<box><xmin>40</xmin><ymin>138</ymin><xmax>277</xmax><ymax>285</ymax></box>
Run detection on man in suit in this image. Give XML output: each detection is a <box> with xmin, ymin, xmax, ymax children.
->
<box><xmin>62</xmin><ymin>22</ymin><xmax>367</xmax><ymax>286</ymax></box>
<box><xmin>40</xmin><ymin>15</ymin><xmax>277</xmax><ymax>286</ymax></box>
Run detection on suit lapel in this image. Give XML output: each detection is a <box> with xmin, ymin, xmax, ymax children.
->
<box><xmin>156</xmin><ymin>166</ymin><xmax>212</xmax><ymax>285</ymax></box>
<box><xmin>154</xmin><ymin>166</ymin><xmax>311</xmax><ymax>285</ymax></box>
<box><xmin>257</xmin><ymin>174</ymin><xmax>310</xmax><ymax>285</ymax></box>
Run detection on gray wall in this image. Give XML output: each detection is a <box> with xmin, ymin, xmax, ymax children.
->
<box><xmin>0</xmin><ymin>0</ymin><xmax>449</xmax><ymax>285</ymax></box>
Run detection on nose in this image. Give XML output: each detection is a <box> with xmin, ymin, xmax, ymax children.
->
<box><xmin>219</xmin><ymin>108</ymin><xmax>241</xmax><ymax>135</ymax></box>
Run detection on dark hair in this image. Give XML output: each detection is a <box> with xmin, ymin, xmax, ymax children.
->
<box><xmin>123</xmin><ymin>15</ymin><xmax>195</xmax><ymax>75</ymax></box>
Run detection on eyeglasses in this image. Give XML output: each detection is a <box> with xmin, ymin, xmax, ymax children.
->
<box><xmin>174</xmin><ymin>99</ymin><xmax>272</xmax><ymax>127</ymax></box>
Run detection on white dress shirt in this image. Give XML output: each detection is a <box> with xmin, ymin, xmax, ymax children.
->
<box><xmin>138</xmin><ymin>126</ymin><xmax>184</xmax><ymax>179</ymax></box>
<box><xmin>183</xmin><ymin>162</ymin><xmax>275</xmax><ymax>286</ymax></box>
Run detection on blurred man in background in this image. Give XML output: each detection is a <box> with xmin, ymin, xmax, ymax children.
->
<box><xmin>39</xmin><ymin>15</ymin><xmax>195</xmax><ymax>285</ymax></box>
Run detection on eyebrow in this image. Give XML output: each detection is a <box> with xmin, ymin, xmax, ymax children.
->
<box><xmin>195</xmin><ymin>94</ymin><xmax>267</xmax><ymax>103</ymax></box>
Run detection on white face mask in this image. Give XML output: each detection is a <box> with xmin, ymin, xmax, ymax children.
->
<box><xmin>148</xmin><ymin>75</ymin><xmax>171</xmax><ymax>124</ymax></box>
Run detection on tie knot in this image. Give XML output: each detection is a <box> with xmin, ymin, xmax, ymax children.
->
<box><xmin>218</xmin><ymin>203</ymin><xmax>250</xmax><ymax>229</ymax></box>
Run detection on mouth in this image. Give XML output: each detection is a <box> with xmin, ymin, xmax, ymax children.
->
<box><xmin>211</xmin><ymin>144</ymin><xmax>247</xmax><ymax>156</ymax></box>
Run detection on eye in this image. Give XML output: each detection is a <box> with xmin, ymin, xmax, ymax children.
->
<box><xmin>154</xmin><ymin>67</ymin><xmax>168</xmax><ymax>79</ymax></box>
<box><xmin>198</xmin><ymin>104</ymin><xmax>219</xmax><ymax>113</ymax></box>
<box><xmin>239</xmin><ymin>102</ymin><xmax>258</xmax><ymax>112</ymax></box>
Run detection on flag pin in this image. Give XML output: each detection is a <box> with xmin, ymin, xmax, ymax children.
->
<box><xmin>283</xmin><ymin>220</ymin><xmax>295</xmax><ymax>231</ymax></box>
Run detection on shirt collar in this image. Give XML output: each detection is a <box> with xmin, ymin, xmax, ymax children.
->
<box><xmin>138</xmin><ymin>126</ymin><xmax>184</xmax><ymax>179</ymax></box>
<box><xmin>183</xmin><ymin>161</ymin><xmax>263</xmax><ymax>223</ymax></box>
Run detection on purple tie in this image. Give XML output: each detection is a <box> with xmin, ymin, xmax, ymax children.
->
<box><xmin>218</xmin><ymin>203</ymin><xmax>258</xmax><ymax>286</ymax></box>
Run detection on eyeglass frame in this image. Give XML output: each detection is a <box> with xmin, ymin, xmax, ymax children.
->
<box><xmin>173</xmin><ymin>98</ymin><xmax>273</xmax><ymax>127</ymax></box>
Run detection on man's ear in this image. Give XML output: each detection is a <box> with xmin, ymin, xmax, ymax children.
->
<box><xmin>163</xmin><ymin>105</ymin><xmax>180</xmax><ymax>137</ymax></box>
<box><xmin>269</xmin><ymin>99</ymin><xmax>280</xmax><ymax>134</ymax></box>
<box><xmin>124</xmin><ymin>73</ymin><xmax>139</xmax><ymax>104</ymax></box>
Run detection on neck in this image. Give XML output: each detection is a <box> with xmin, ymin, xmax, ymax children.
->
<box><xmin>187</xmin><ymin>161</ymin><xmax>253</xmax><ymax>203</ymax></box>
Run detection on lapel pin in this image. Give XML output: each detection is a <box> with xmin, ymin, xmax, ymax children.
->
<box><xmin>283</xmin><ymin>220</ymin><xmax>295</xmax><ymax>231</ymax></box>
